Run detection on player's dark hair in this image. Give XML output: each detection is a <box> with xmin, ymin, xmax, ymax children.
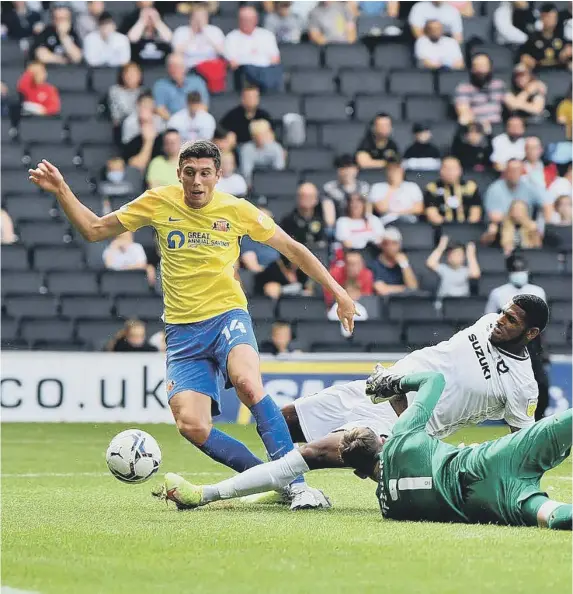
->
<box><xmin>512</xmin><ymin>294</ymin><xmax>549</xmax><ymax>332</ymax></box>
<box><xmin>178</xmin><ymin>140</ymin><xmax>221</xmax><ymax>170</ymax></box>
<box><xmin>339</xmin><ymin>427</ymin><xmax>382</xmax><ymax>478</ymax></box>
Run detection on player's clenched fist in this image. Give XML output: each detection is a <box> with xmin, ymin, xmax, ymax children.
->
<box><xmin>28</xmin><ymin>159</ymin><xmax>65</xmax><ymax>194</ymax></box>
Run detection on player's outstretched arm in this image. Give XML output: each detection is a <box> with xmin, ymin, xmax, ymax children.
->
<box><xmin>265</xmin><ymin>226</ymin><xmax>357</xmax><ymax>333</ymax></box>
<box><xmin>29</xmin><ymin>160</ymin><xmax>127</xmax><ymax>242</ymax></box>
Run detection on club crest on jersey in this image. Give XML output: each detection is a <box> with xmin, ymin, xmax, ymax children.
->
<box><xmin>526</xmin><ymin>398</ymin><xmax>537</xmax><ymax>417</ymax></box>
<box><xmin>167</xmin><ymin>379</ymin><xmax>175</xmax><ymax>392</ymax></box>
<box><xmin>212</xmin><ymin>219</ymin><xmax>231</xmax><ymax>232</ymax></box>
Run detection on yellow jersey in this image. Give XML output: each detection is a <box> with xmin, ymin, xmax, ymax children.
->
<box><xmin>115</xmin><ymin>186</ymin><xmax>276</xmax><ymax>324</ymax></box>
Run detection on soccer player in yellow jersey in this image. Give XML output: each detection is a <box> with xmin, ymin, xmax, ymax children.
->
<box><xmin>29</xmin><ymin>140</ymin><xmax>356</xmax><ymax>510</ymax></box>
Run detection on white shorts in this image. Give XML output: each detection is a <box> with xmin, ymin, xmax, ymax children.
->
<box><xmin>293</xmin><ymin>380</ymin><xmax>399</xmax><ymax>442</ymax></box>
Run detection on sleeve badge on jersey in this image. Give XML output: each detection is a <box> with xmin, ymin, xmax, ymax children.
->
<box><xmin>526</xmin><ymin>398</ymin><xmax>537</xmax><ymax>417</ymax></box>
<box><xmin>257</xmin><ymin>213</ymin><xmax>273</xmax><ymax>230</ymax></box>
<box><xmin>212</xmin><ymin>219</ymin><xmax>231</xmax><ymax>232</ymax></box>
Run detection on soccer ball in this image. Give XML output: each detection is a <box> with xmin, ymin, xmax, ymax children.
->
<box><xmin>106</xmin><ymin>429</ymin><xmax>162</xmax><ymax>483</ymax></box>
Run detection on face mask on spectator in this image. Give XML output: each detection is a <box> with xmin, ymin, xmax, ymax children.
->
<box><xmin>107</xmin><ymin>170</ymin><xmax>124</xmax><ymax>183</ymax></box>
<box><xmin>509</xmin><ymin>271</ymin><xmax>529</xmax><ymax>288</ymax></box>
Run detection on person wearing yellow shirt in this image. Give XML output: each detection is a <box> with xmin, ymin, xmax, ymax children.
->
<box><xmin>28</xmin><ymin>140</ymin><xmax>356</xmax><ymax>510</ymax></box>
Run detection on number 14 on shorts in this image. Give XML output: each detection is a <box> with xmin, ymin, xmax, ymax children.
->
<box><xmin>222</xmin><ymin>319</ymin><xmax>247</xmax><ymax>342</ymax></box>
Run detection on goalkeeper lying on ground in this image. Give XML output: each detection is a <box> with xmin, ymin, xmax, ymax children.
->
<box><xmin>156</xmin><ymin>371</ymin><xmax>572</xmax><ymax>530</ymax></box>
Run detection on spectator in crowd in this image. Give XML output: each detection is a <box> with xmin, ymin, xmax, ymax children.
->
<box><xmin>322</xmin><ymin>154</ymin><xmax>370</xmax><ymax>219</ymax></box>
<box><xmin>260</xmin><ymin>321</ymin><xmax>299</xmax><ymax>354</ymax></box>
<box><xmin>146</xmin><ymin>129</ymin><xmax>181</xmax><ymax>188</ymax></box>
<box><xmin>107</xmin><ymin>319</ymin><xmax>158</xmax><ymax>352</ymax></box>
<box><xmin>171</xmin><ymin>5</ymin><xmax>225</xmax><ymax>69</ymax></box>
<box><xmin>121</xmin><ymin>92</ymin><xmax>165</xmax><ymax>171</ymax></box>
<box><xmin>308</xmin><ymin>1</ymin><xmax>357</xmax><ymax>45</ymax></box>
<box><xmin>212</xmin><ymin>125</ymin><xmax>236</xmax><ymax>154</ymax></box>
<box><xmin>520</xmin><ymin>2</ymin><xmax>572</xmax><ymax>70</ymax></box>
<box><xmin>76</xmin><ymin>1</ymin><xmax>105</xmax><ymax>39</ymax></box>
<box><xmin>264</xmin><ymin>1</ymin><xmax>304</xmax><ymax>44</ymax></box>
<box><xmin>409</xmin><ymin>0</ymin><xmax>463</xmax><ymax>43</ymax></box>
<box><xmin>426</xmin><ymin>236</ymin><xmax>481</xmax><ymax>298</ymax></box>
<box><xmin>84</xmin><ymin>12</ymin><xmax>131</xmax><ymax>67</ymax></box>
<box><xmin>494</xmin><ymin>1</ymin><xmax>537</xmax><ymax>45</ymax></box>
<box><xmin>122</xmin><ymin>2</ymin><xmax>172</xmax><ymax>66</ymax></box>
<box><xmin>369</xmin><ymin>227</ymin><xmax>419</xmax><ymax>296</ymax></box>
<box><xmin>490</xmin><ymin>115</ymin><xmax>526</xmax><ymax>171</ymax></box>
<box><xmin>424</xmin><ymin>156</ymin><xmax>482</xmax><ymax>225</ymax></box>
<box><xmin>335</xmin><ymin>193</ymin><xmax>385</xmax><ymax>250</ymax></box>
<box><xmin>327</xmin><ymin>283</ymin><xmax>368</xmax><ymax>337</ymax></box>
<box><xmin>451</xmin><ymin>122</ymin><xmax>492</xmax><ymax>172</ymax></box>
<box><xmin>550</xmin><ymin>194</ymin><xmax>572</xmax><ymax>225</ymax></box>
<box><xmin>103</xmin><ymin>231</ymin><xmax>149</xmax><ymax>281</ymax></box>
<box><xmin>108</xmin><ymin>62</ymin><xmax>143</xmax><ymax>129</ymax></box>
<box><xmin>484</xmin><ymin>159</ymin><xmax>552</xmax><ymax>223</ymax></box>
<box><xmin>548</xmin><ymin>163</ymin><xmax>572</xmax><ymax>200</ymax></box>
<box><xmin>504</xmin><ymin>64</ymin><xmax>547</xmax><ymax>121</ymax></box>
<box><xmin>220</xmin><ymin>86</ymin><xmax>272</xmax><ymax>145</ymax></box>
<box><xmin>216</xmin><ymin>152</ymin><xmax>248</xmax><ymax>196</ymax></box>
<box><xmin>239</xmin><ymin>119</ymin><xmax>285</xmax><ymax>184</ymax></box>
<box><xmin>225</xmin><ymin>5</ymin><xmax>283</xmax><ymax>92</ymax></box>
<box><xmin>1</xmin><ymin>1</ymin><xmax>43</xmax><ymax>40</ymax></box>
<box><xmin>167</xmin><ymin>91</ymin><xmax>216</xmax><ymax>143</ymax></box>
<box><xmin>281</xmin><ymin>183</ymin><xmax>328</xmax><ymax>248</ymax></box>
<box><xmin>16</xmin><ymin>62</ymin><xmax>60</xmax><ymax>116</ymax></box>
<box><xmin>455</xmin><ymin>53</ymin><xmax>506</xmax><ymax>134</ymax></box>
<box><xmin>153</xmin><ymin>53</ymin><xmax>209</xmax><ymax>122</ymax></box>
<box><xmin>1</xmin><ymin>209</ymin><xmax>16</xmax><ymax>245</ymax></box>
<box><xmin>403</xmin><ymin>123</ymin><xmax>441</xmax><ymax>171</ymax></box>
<box><xmin>357</xmin><ymin>1</ymin><xmax>399</xmax><ymax>17</ymax></box>
<box><xmin>522</xmin><ymin>136</ymin><xmax>546</xmax><ymax>191</ymax></box>
<box><xmin>356</xmin><ymin>113</ymin><xmax>400</xmax><ymax>169</ymax></box>
<box><xmin>414</xmin><ymin>19</ymin><xmax>464</xmax><ymax>70</ymax></box>
<box><xmin>556</xmin><ymin>85</ymin><xmax>572</xmax><ymax>139</ymax></box>
<box><xmin>369</xmin><ymin>159</ymin><xmax>424</xmax><ymax>224</ymax></box>
<box><xmin>32</xmin><ymin>5</ymin><xmax>82</xmax><ymax>65</ymax></box>
<box><xmin>98</xmin><ymin>156</ymin><xmax>144</xmax><ymax>197</ymax></box>
<box><xmin>326</xmin><ymin>249</ymin><xmax>373</xmax><ymax>306</ymax></box>
<box><xmin>450</xmin><ymin>1</ymin><xmax>474</xmax><ymax>17</ymax></box>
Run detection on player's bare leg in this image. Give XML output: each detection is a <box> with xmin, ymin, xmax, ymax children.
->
<box><xmin>281</xmin><ymin>403</ymin><xmax>308</xmax><ymax>443</ymax></box>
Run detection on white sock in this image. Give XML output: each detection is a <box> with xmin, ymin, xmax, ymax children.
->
<box><xmin>203</xmin><ymin>450</ymin><xmax>310</xmax><ymax>502</ymax></box>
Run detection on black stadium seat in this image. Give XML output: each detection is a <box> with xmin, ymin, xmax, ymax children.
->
<box><xmin>60</xmin><ymin>92</ymin><xmax>104</xmax><ymax>120</ymax></box>
<box><xmin>90</xmin><ymin>67</ymin><xmax>120</xmax><ymax>94</ymax></box>
<box><xmin>437</xmin><ymin>70</ymin><xmax>468</xmax><ymax>96</ymax></box>
<box><xmin>279</xmin><ymin>44</ymin><xmax>321</xmax><ymax>70</ymax></box>
<box><xmin>209</xmin><ymin>94</ymin><xmax>241</xmax><ymax>121</ymax></box>
<box><xmin>260</xmin><ymin>95</ymin><xmax>301</xmax><ymax>120</ymax></box>
<box><xmin>2</xmin><ymin>244</ymin><xmax>29</xmax><ymax>271</ymax></box>
<box><xmin>20</xmin><ymin>318</ymin><xmax>75</xmax><ymax>343</ymax></box>
<box><xmin>248</xmin><ymin>297</ymin><xmax>277</xmax><ymax>321</ymax></box>
<box><xmin>373</xmin><ymin>44</ymin><xmax>413</xmax><ymax>70</ymax></box>
<box><xmin>303</xmin><ymin>95</ymin><xmax>350</xmax><ymax>122</ymax></box>
<box><xmin>277</xmin><ymin>297</ymin><xmax>326</xmax><ymax>321</ymax></box>
<box><xmin>389</xmin><ymin>70</ymin><xmax>434</xmax><ymax>96</ymax></box>
<box><xmin>115</xmin><ymin>296</ymin><xmax>163</xmax><ymax>320</ymax></box>
<box><xmin>442</xmin><ymin>297</ymin><xmax>487</xmax><ymax>322</ymax></box>
<box><xmin>353</xmin><ymin>95</ymin><xmax>402</xmax><ymax>122</ymax></box>
<box><xmin>46</xmin><ymin>66</ymin><xmax>89</xmax><ymax>92</ymax></box>
<box><xmin>1</xmin><ymin>271</ymin><xmax>44</xmax><ymax>296</ymax></box>
<box><xmin>387</xmin><ymin>296</ymin><xmax>441</xmax><ymax>322</ymax></box>
<box><xmin>19</xmin><ymin>118</ymin><xmax>65</xmax><ymax>144</ymax></box>
<box><xmin>405</xmin><ymin>322</ymin><xmax>457</xmax><ymax>348</ymax></box>
<box><xmin>19</xmin><ymin>221</ymin><xmax>71</xmax><ymax>247</ymax></box>
<box><xmin>34</xmin><ymin>246</ymin><xmax>84</xmax><ymax>271</ymax></box>
<box><xmin>353</xmin><ymin>322</ymin><xmax>402</xmax><ymax>348</ymax></box>
<box><xmin>324</xmin><ymin>44</ymin><xmax>371</xmax><ymax>70</ymax></box>
<box><xmin>75</xmin><ymin>318</ymin><xmax>125</xmax><ymax>349</ymax></box>
<box><xmin>47</xmin><ymin>271</ymin><xmax>99</xmax><ymax>295</ymax></box>
<box><xmin>548</xmin><ymin>299</ymin><xmax>573</xmax><ymax>323</ymax></box>
<box><xmin>60</xmin><ymin>295</ymin><xmax>113</xmax><ymax>319</ymax></box>
<box><xmin>4</xmin><ymin>195</ymin><xmax>55</xmax><ymax>223</ymax></box>
<box><xmin>100</xmin><ymin>271</ymin><xmax>151</xmax><ymax>296</ymax></box>
<box><xmin>5</xmin><ymin>294</ymin><xmax>59</xmax><ymax>319</ymax></box>
<box><xmin>393</xmin><ymin>221</ymin><xmax>434</xmax><ymax>250</ymax></box>
<box><xmin>27</xmin><ymin>145</ymin><xmax>80</xmax><ymax>170</ymax></box>
<box><xmin>321</xmin><ymin>122</ymin><xmax>366</xmax><ymax>153</ymax></box>
<box><xmin>405</xmin><ymin>97</ymin><xmax>449</xmax><ymax>122</ymax></box>
<box><xmin>252</xmin><ymin>170</ymin><xmax>299</xmax><ymax>197</ymax></box>
<box><xmin>538</xmin><ymin>70</ymin><xmax>571</xmax><ymax>105</ymax></box>
<box><xmin>339</xmin><ymin>70</ymin><xmax>386</xmax><ymax>96</ymax></box>
<box><xmin>1</xmin><ymin>316</ymin><xmax>19</xmax><ymax>341</ymax></box>
<box><xmin>295</xmin><ymin>321</ymin><xmax>349</xmax><ymax>350</ymax></box>
<box><xmin>69</xmin><ymin>120</ymin><xmax>114</xmax><ymax>144</ymax></box>
<box><xmin>288</xmin><ymin>147</ymin><xmax>334</xmax><ymax>171</ymax></box>
<box><xmin>290</xmin><ymin>70</ymin><xmax>337</xmax><ymax>95</ymax></box>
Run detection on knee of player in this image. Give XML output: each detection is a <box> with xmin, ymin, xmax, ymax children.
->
<box><xmin>175</xmin><ymin>416</ymin><xmax>212</xmax><ymax>446</ymax></box>
<box><xmin>233</xmin><ymin>374</ymin><xmax>262</xmax><ymax>405</ymax></box>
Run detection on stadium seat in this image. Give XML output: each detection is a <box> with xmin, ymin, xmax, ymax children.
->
<box><xmin>209</xmin><ymin>93</ymin><xmax>241</xmax><ymax>121</ymax></box>
<box><xmin>321</xmin><ymin>122</ymin><xmax>366</xmax><ymax>153</ymax></box>
<box><xmin>5</xmin><ymin>294</ymin><xmax>59</xmax><ymax>319</ymax></box>
<box><xmin>80</xmin><ymin>144</ymin><xmax>116</xmax><ymax>172</ymax></box>
<box><xmin>46</xmin><ymin>66</ymin><xmax>89</xmax><ymax>92</ymax></box>
<box><xmin>442</xmin><ymin>297</ymin><xmax>487</xmax><ymax>322</ymax></box>
<box><xmin>4</xmin><ymin>195</ymin><xmax>55</xmax><ymax>223</ymax></box>
<box><xmin>2</xmin><ymin>171</ymin><xmax>34</xmax><ymax>194</ymax></box>
<box><xmin>266</xmin><ymin>197</ymin><xmax>295</xmax><ymax>221</ymax></box>
<box><xmin>463</xmin><ymin>16</ymin><xmax>492</xmax><ymax>44</ymax></box>
<box><xmin>75</xmin><ymin>318</ymin><xmax>125</xmax><ymax>349</ymax></box>
<box><xmin>373</xmin><ymin>44</ymin><xmax>413</xmax><ymax>70</ymax></box>
<box><xmin>389</xmin><ymin>71</ymin><xmax>434</xmax><ymax>96</ymax></box>
<box><xmin>357</xmin><ymin>296</ymin><xmax>382</xmax><ymax>320</ymax></box>
<box><xmin>538</xmin><ymin>70</ymin><xmax>571</xmax><ymax>105</ymax></box>
<box><xmin>291</xmin><ymin>70</ymin><xmax>337</xmax><ymax>95</ymax></box>
<box><xmin>19</xmin><ymin>221</ymin><xmax>71</xmax><ymax>247</ymax></box>
<box><xmin>544</xmin><ymin>225</ymin><xmax>572</xmax><ymax>252</ymax></box>
<box><xmin>356</xmin><ymin>169</ymin><xmax>385</xmax><ymax>185</ymax></box>
<box><xmin>477</xmin><ymin>248</ymin><xmax>508</xmax><ymax>273</ymax></box>
<box><xmin>301</xmin><ymin>170</ymin><xmax>334</xmax><ymax>190</ymax></box>
<box><xmin>324</xmin><ymin>44</ymin><xmax>371</xmax><ymax>70</ymax></box>
<box><xmin>142</xmin><ymin>66</ymin><xmax>169</xmax><ymax>89</ymax></box>
<box><xmin>133</xmin><ymin>227</ymin><xmax>156</xmax><ymax>248</ymax></box>
<box><xmin>253</xmin><ymin>319</ymin><xmax>273</xmax><ymax>343</ymax></box>
<box><xmin>90</xmin><ymin>67</ymin><xmax>120</xmax><ymax>94</ymax></box>
<box><xmin>20</xmin><ymin>318</ymin><xmax>75</xmax><ymax>343</ymax></box>
<box><xmin>2</xmin><ymin>244</ymin><xmax>29</xmax><ymax>270</ymax></box>
<box><xmin>544</xmin><ymin>323</ymin><xmax>571</xmax><ymax>352</ymax></box>
<box><xmin>353</xmin><ymin>321</ymin><xmax>402</xmax><ymax>348</ymax></box>
<box><xmin>210</xmin><ymin>15</ymin><xmax>236</xmax><ymax>34</ymax></box>
<box><xmin>548</xmin><ymin>299</ymin><xmax>573</xmax><ymax>323</ymax></box>
<box><xmin>339</xmin><ymin>69</ymin><xmax>386</xmax><ymax>97</ymax></box>
<box><xmin>312</xmin><ymin>342</ymin><xmax>366</xmax><ymax>353</ymax></box>
<box><xmin>60</xmin><ymin>92</ymin><xmax>104</xmax><ymax>120</ymax></box>
<box><xmin>238</xmin><ymin>268</ymin><xmax>255</xmax><ymax>296</ymax></box>
<box><xmin>528</xmin><ymin>123</ymin><xmax>567</xmax><ymax>145</ymax></box>
<box><xmin>438</xmin><ymin>223</ymin><xmax>485</xmax><ymax>246</ymax></box>
<box><xmin>538</xmin><ymin>274</ymin><xmax>571</xmax><ymax>297</ymax></box>
<box><xmin>431</xmin><ymin>122</ymin><xmax>458</xmax><ymax>153</ymax></box>
<box><xmin>1</xmin><ymin>271</ymin><xmax>45</xmax><ymax>296</ymax></box>
<box><xmin>27</xmin><ymin>145</ymin><xmax>80</xmax><ymax>170</ymax></box>
<box><xmin>288</xmin><ymin>147</ymin><xmax>334</xmax><ymax>171</ymax></box>
<box><xmin>391</xmin><ymin>122</ymin><xmax>418</xmax><ymax>152</ymax></box>
<box><xmin>523</xmin><ymin>250</ymin><xmax>564</xmax><ymax>274</ymax></box>
<box><xmin>295</xmin><ymin>320</ymin><xmax>349</xmax><ymax>350</ymax></box>
<box><xmin>404</xmin><ymin>170</ymin><xmax>437</xmax><ymax>189</ymax></box>
<box><xmin>1</xmin><ymin>41</ymin><xmax>25</xmax><ymax>66</ymax></box>
<box><xmin>478</xmin><ymin>272</ymin><xmax>509</xmax><ymax>296</ymax></box>
<box><xmin>387</xmin><ymin>296</ymin><xmax>441</xmax><ymax>322</ymax></box>
<box><xmin>1</xmin><ymin>66</ymin><xmax>23</xmax><ymax>89</ymax></box>
<box><xmin>437</xmin><ymin>70</ymin><xmax>468</xmax><ymax>96</ymax></box>
<box><xmin>1</xmin><ymin>316</ymin><xmax>19</xmax><ymax>341</ymax></box>
<box><xmin>115</xmin><ymin>296</ymin><xmax>163</xmax><ymax>320</ymax></box>
<box><xmin>277</xmin><ymin>297</ymin><xmax>326</xmax><ymax>321</ymax></box>
<box><xmin>279</xmin><ymin>44</ymin><xmax>321</xmax><ymax>70</ymax></box>
<box><xmin>163</xmin><ymin>13</ymin><xmax>188</xmax><ymax>30</ymax></box>
<box><xmin>353</xmin><ymin>95</ymin><xmax>403</xmax><ymax>122</ymax></box>
<box><xmin>405</xmin><ymin>97</ymin><xmax>449</xmax><ymax>122</ymax></box>
<box><xmin>393</xmin><ymin>221</ymin><xmax>434</xmax><ymax>250</ymax></box>
<box><xmin>405</xmin><ymin>322</ymin><xmax>457</xmax><ymax>348</ymax></box>
<box><xmin>46</xmin><ymin>271</ymin><xmax>99</xmax><ymax>295</ymax></box>
<box><xmin>218</xmin><ymin>0</ymin><xmax>240</xmax><ymax>14</ymax></box>
<box><xmin>2</xmin><ymin>147</ymin><xmax>25</xmax><ymax>169</ymax></box>
<box><xmin>260</xmin><ymin>95</ymin><xmax>301</xmax><ymax>120</ymax></box>
<box><xmin>248</xmin><ymin>297</ymin><xmax>277</xmax><ymax>321</ymax></box>
<box><xmin>33</xmin><ymin>246</ymin><xmax>85</xmax><ymax>271</ymax></box>
<box><xmin>60</xmin><ymin>295</ymin><xmax>113</xmax><ymax>319</ymax></box>
<box><xmin>69</xmin><ymin>120</ymin><xmax>114</xmax><ymax>144</ymax></box>
<box><xmin>100</xmin><ymin>271</ymin><xmax>151</xmax><ymax>296</ymax></box>
<box><xmin>19</xmin><ymin>118</ymin><xmax>65</xmax><ymax>144</ymax></box>
<box><xmin>252</xmin><ymin>170</ymin><xmax>299</xmax><ymax>197</ymax></box>
<box><xmin>357</xmin><ymin>16</ymin><xmax>403</xmax><ymax>39</ymax></box>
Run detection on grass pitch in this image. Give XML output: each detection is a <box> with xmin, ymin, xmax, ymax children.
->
<box><xmin>2</xmin><ymin>423</ymin><xmax>571</xmax><ymax>594</ymax></box>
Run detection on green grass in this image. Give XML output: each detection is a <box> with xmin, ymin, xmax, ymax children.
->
<box><xmin>2</xmin><ymin>423</ymin><xmax>571</xmax><ymax>594</ymax></box>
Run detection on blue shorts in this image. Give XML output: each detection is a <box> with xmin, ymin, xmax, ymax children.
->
<box><xmin>165</xmin><ymin>308</ymin><xmax>258</xmax><ymax>416</ymax></box>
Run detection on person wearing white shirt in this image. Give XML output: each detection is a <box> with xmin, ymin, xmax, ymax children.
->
<box><xmin>335</xmin><ymin>194</ymin><xmax>385</xmax><ymax>250</ymax></box>
<box><xmin>490</xmin><ymin>115</ymin><xmax>526</xmax><ymax>171</ymax></box>
<box><xmin>414</xmin><ymin>20</ymin><xmax>464</xmax><ymax>70</ymax></box>
<box><xmin>84</xmin><ymin>12</ymin><xmax>131</xmax><ymax>67</ymax></box>
<box><xmin>216</xmin><ymin>152</ymin><xmax>248</xmax><ymax>197</ymax></box>
<box><xmin>225</xmin><ymin>5</ymin><xmax>282</xmax><ymax>92</ymax></box>
<box><xmin>103</xmin><ymin>231</ymin><xmax>147</xmax><ymax>271</ymax></box>
<box><xmin>167</xmin><ymin>91</ymin><xmax>216</xmax><ymax>143</ymax></box>
<box><xmin>369</xmin><ymin>160</ymin><xmax>424</xmax><ymax>225</ymax></box>
<box><xmin>494</xmin><ymin>1</ymin><xmax>530</xmax><ymax>45</ymax></box>
<box><xmin>409</xmin><ymin>1</ymin><xmax>463</xmax><ymax>43</ymax></box>
<box><xmin>548</xmin><ymin>163</ymin><xmax>572</xmax><ymax>200</ymax></box>
<box><xmin>171</xmin><ymin>5</ymin><xmax>225</xmax><ymax>69</ymax></box>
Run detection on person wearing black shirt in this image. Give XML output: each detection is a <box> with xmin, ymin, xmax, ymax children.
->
<box><xmin>220</xmin><ymin>85</ymin><xmax>272</xmax><ymax>145</ymax></box>
<box><xmin>451</xmin><ymin>122</ymin><xmax>492</xmax><ymax>172</ymax></box>
<box><xmin>1</xmin><ymin>1</ymin><xmax>43</xmax><ymax>40</ymax></box>
<box><xmin>107</xmin><ymin>320</ymin><xmax>158</xmax><ymax>352</ymax></box>
<box><xmin>31</xmin><ymin>5</ymin><xmax>82</xmax><ymax>65</ymax></box>
<box><xmin>281</xmin><ymin>182</ymin><xmax>328</xmax><ymax>248</ymax></box>
<box><xmin>423</xmin><ymin>156</ymin><xmax>483</xmax><ymax>226</ymax></box>
<box><xmin>403</xmin><ymin>123</ymin><xmax>441</xmax><ymax>171</ymax></box>
<box><xmin>356</xmin><ymin>112</ymin><xmax>400</xmax><ymax>169</ymax></box>
<box><xmin>520</xmin><ymin>2</ymin><xmax>572</xmax><ymax>69</ymax></box>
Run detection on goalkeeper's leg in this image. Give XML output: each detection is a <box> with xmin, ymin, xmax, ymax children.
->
<box><xmin>522</xmin><ymin>495</ymin><xmax>572</xmax><ymax>530</ymax></box>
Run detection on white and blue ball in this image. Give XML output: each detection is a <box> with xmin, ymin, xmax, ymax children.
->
<box><xmin>106</xmin><ymin>429</ymin><xmax>162</xmax><ymax>483</ymax></box>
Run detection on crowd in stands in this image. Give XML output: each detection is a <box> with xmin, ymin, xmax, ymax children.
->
<box><xmin>1</xmin><ymin>0</ymin><xmax>572</xmax><ymax>354</ymax></box>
